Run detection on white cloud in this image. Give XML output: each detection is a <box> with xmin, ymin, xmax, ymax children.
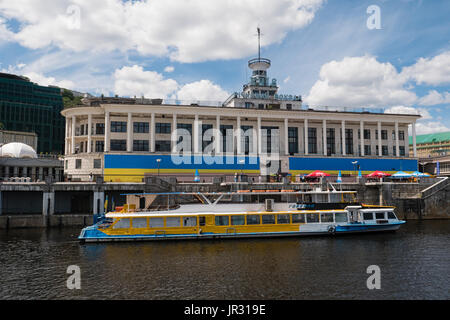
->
<box><xmin>283</xmin><ymin>76</ymin><xmax>290</xmax><ymax>84</ymax></box>
<box><xmin>418</xmin><ymin>90</ymin><xmax>450</xmax><ymax>106</ymax></box>
<box><xmin>384</xmin><ymin>105</ymin><xmax>431</xmax><ymax>120</ymax></box>
<box><xmin>0</xmin><ymin>0</ymin><xmax>324</xmax><ymax>63</ymax></box>
<box><xmin>305</xmin><ymin>55</ymin><xmax>416</xmax><ymax>108</ymax></box>
<box><xmin>384</xmin><ymin>105</ymin><xmax>449</xmax><ymax>136</ymax></box>
<box><xmin>164</xmin><ymin>66</ymin><xmax>174</xmax><ymax>73</ymax></box>
<box><xmin>113</xmin><ymin>65</ymin><xmax>178</xmax><ymax>99</ymax></box>
<box><xmin>24</xmin><ymin>71</ymin><xmax>75</xmax><ymax>89</ymax></box>
<box><xmin>415</xmin><ymin>121</ymin><xmax>450</xmax><ymax>135</ymax></box>
<box><xmin>174</xmin><ymin>80</ymin><xmax>229</xmax><ymax>101</ymax></box>
<box><xmin>113</xmin><ymin>65</ymin><xmax>229</xmax><ymax>102</ymax></box>
<box><xmin>402</xmin><ymin>51</ymin><xmax>450</xmax><ymax>86</ymax></box>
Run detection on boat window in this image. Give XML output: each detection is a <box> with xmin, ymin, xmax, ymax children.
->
<box><xmin>113</xmin><ymin>218</ymin><xmax>130</xmax><ymax>229</ymax></box>
<box><xmin>262</xmin><ymin>214</ymin><xmax>275</xmax><ymax>224</ymax></box>
<box><xmin>149</xmin><ymin>217</ymin><xmax>164</xmax><ymax>228</ymax></box>
<box><xmin>306</xmin><ymin>213</ymin><xmax>319</xmax><ymax>223</ymax></box>
<box><xmin>132</xmin><ymin>218</ymin><xmax>147</xmax><ymax>228</ymax></box>
<box><xmin>215</xmin><ymin>216</ymin><xmax>229</xmax><ymax>226</ymax></box>
<box><xmin>231</xmin><ymin>215</ymin><xmax>245</xmax><ymax>226</ymax></box>
<box><xmin>277</xmin><ymin>214</ymin><xmax>290</xmax><ymax>224</ymax></box>
<box><xmin>335</xmin><ymin>212</ymin><xmax>348</xmax><ymax>223</ymax></box>
<box><xmin>165</xmin><ymin>217</ymin><xmax>181</xmax><ymax>227</ymax></box>
<box><xmin>387</xmin><ymin>212</ymin><xmax>396</xmax><ymax>219</ymax></box>
<box><xmin>292</xmin><ymin>214</ymin><xmax>305</xmax><ymax>223</ymax></box>
<box><xmin>375</xmin><ymin>212</ymin><xmax>385</xmax><ymax>220</ymax></box>
<box><xmin>363</xmin><ymin>212</ymin><xmax>374</xmax><ymax>220</ymax></box>
<box><xmin>320</xmin><ymin>213</ymin><xmax>334</xmax><ymax>223</ymax></box>
<box><xmin>183</xmin><ymin>217</ymin><xmax>197</xmax><ymax>227</ymax></box>
<box><xmin>199</xmin><ymin>216</ymin><xmax>206</xmax><ymax>226</ymax></box>
<box><xmin>246</xmin><ymin>215</ymin><xmax>260</xmax><ymax>225</ymax></box>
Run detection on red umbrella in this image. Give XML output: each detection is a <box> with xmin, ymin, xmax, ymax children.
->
<box><xmin>366</xmin><ymin>170</ymin><xmax>391</xmax><ymax>178</ymax></box>
<box><xmin>306</xmin><ymin>170</ymin><xmax>330</xmax><ymax>177</ymax></box>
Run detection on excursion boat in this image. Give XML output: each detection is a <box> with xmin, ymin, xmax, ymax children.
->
<box><xmin>78</xmin><ymin>190</ymin><xmax>405</xmax><ymax>243</ymax></box>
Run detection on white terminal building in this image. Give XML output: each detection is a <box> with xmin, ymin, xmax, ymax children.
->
<box><xmin>61</xmin><ymin>52</ymin><xmax>420</xmax><ymax>182</ymax></box>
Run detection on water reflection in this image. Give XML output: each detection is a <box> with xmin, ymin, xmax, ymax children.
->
<box><xmin>0</xmin><ymin>220</ymin><xmax>449</xmax><ymax>299</ymax></box>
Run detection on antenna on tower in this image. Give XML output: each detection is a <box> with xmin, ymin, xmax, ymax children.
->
<box><xmin>257</xmin><ymin>27</ymin><xmax>261</xmax><ymax>60</ymax></box>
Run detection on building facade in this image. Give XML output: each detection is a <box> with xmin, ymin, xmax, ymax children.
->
<box><xmin>409</xmin><ymin>131</ymin><xmax>450</xmax><ymax>158</ymax></box>
<box><xmin>0</xmin><ymin>129</ymin><xmax>38</xmax><ymax>150</ymax></box>
<box><xmin>0</xmin><ymin>72</ymin><xmax>65</xmax><ymax>154</ymax></box>
<box><xmin>61</xmin><ymin>56</ymin><xmax>420</xmax><ymax>182</ymax></box>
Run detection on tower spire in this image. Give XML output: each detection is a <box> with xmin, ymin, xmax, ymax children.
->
<box><xmin>257</xmin><ymin>27</ymin><xmax>261</xmax><ymax>60</ymax></box>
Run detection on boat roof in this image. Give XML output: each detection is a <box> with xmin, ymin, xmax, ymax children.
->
<box><xmin>121</xmin><ymin>190</ymin><xmax>357</xmax><ymax>196</ymax></box>
<box><xmin>105</xmin><ymin>209</ymin><xmax>349</xmax><ymax>218</ymax></box>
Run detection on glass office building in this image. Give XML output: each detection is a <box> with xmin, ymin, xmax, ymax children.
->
<box><xmin>0</xmin><ymin>72</ymin><xmax>65</xmax><ymax>154</ymax></box>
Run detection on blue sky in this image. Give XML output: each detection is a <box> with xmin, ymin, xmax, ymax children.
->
<box><xmin>0</xmin><ymin>0</ymin><xmax>449</xmax><ymax>135</ymax></box>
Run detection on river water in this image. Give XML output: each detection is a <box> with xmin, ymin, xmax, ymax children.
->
<box><xmin>0</xmin><ymin>220</ymin><xmax>448</xmax><ymax>300</ymax></box>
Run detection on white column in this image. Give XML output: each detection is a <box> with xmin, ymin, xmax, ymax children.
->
<box><xmin>322</xmin><ymin>119</ymin><xmax>327</xmax><ymax>156</ymax></box>
<box><xmin>172</xmin><ymin>113</ymin><xmax>177</xmax><ymax>152</ymax></box>
<box><xmin>378</xmin><ymin>121</ymin><xmax>382</xmax><ymax>156</ymax></box>
<box><xmin>71</xmin><ymin>115</ymin><xmax>76</xmax><ymax>154</ymax></box>
<box><xmin>87</xmin><ymin>114</ymin><xmax>92</xmax><ymax>153</ymax></box>
<box><xmin>194</xmin><ymin>114</ymin><xmax>199</xmax><ymax>153</ymax></box>
<box><xmin>284</xmin><ymin>118</ymin><xmax>289</xmax><ymax>156</ymax></box>
<box><xmin>341</xmin><ymin>120</ymin><xmax>346</xmax><ymax>156</ymax></box>
<box><xmin>150</xmin><ymin>113</ymin><xmax>155</xmax><ymax>152</ymax></box>
<box><xmin>360</xmin><ymin>120</ymin><xmax>364</xmax><ymax>156</ymax></box>
<box><xmin>236</xmin><ymin>116</ymin><xmax>242</xmax><ymax>155</ymax></box>
<box><xmin>412</xmin><ymin>122</ymin><xmax>417</xmax><ymax>157</ymax></box>
<box><xmin>215</xmin><ymin>115</ymin><xmax>221</xmax><ymax>153</ymax></box>
<box><xmin>65</xmin><ymin>117</ymin><xmax>70</xmax><ymax>155</ymax></box>
<box><xmin>104</xmin><ymin>111</ymin><xmax>110</xmax><ymax>152</ymax></box>
<box><xmin>304</xmin><ymin>119</ymin><xmax>309</xmax><ymax>155</ymax></box>
<box><xmin>257</xmin><ymin>116</ymin><xmax>262</xmax><ymax>155</ymax></box>
<box><xmin>395</xmin><ymin>121</ymin><xmax>399</xmax><ymax>157</ymax></box>
<box><xmin>127</xmin><ymin>112</ymin><xmax>132</xmax><ymax>152</ymax></box>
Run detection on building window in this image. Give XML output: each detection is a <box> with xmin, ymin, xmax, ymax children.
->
<box><xmin>111</xmin><ymin>121</ymin><xmax>127</xmax><ymax>133</ymax></box>
<box><xmin>93</xmin><ymin>159</ymin><xmax>101</xmax><ymax>169</ymax></box>
<box><xmin>364</xmin><ymin>145</ymin><xmax>371</xmax><ymax>156</ymax></box>
<box><xmin>381</xmin><ymin>130</ymin><xmax>387</xmax><ymax>140</ymax></box>
<box><xmin>95</xmin><ymin>141</ymin><xmax>104</xmax><ymax>152</ymax></box>
<box><xmin>241</xmin><ymin>125</ymin><xmax>253</xmax><ymax>155</ymax></box>
<box><xmin>156</xmin><ymin>123</ymin><xmax>171</xmax><ymax>134</ymax></box>
<box><xmin>308</xmin><ymin>127</ymin><xmax>317</xmax><ymax>154</ymax></box>
<box><xmin>399</xmin><ymin>131</ymin><xmax>405</xmax><ymax>141</ymax></box>
<box><xmin>288</xmin><ymin>127</ymin><xmax>298</xmax><ymax>154</ymax></box>
<box><xmin>75</xmin><ymin>159</ymin><xmax>82</xmax><ymax>169</ymax></box>
<box><xmin>262</xmin><ymin>126</ymin><xmax>279</xmax><ymax>154</ymax></box>
<box><xmin>327</xmin><ymin>128</ymin><xmax>335</xmax><ymax>155</ymax></box>
<box><xmin>95</xmin><ymin>123</ymin><xmax>104</xmax><ymax>135</ymax></box>
<box><xmin>392</xmin><ymin>130</ymin><xmax>396</xmax><ymax>140</ymax></box>
<box><xmin>134</xmin><ymin>122</ymin><xmax>149</xmax><ymax>133</ymax></box>
<box><xmin>382</xmin><ymin>145</ymin><xmax>388</xmax><ymax>156</ymax></box>
<box><xmin>220</xmin><ymin>125</ymin><xmax>233</xmax><ymax>153</ymax></box>
<box><xmin>286</xmin><ymin>104</ymin><xmax>292</xmax><ymax>110</ymax></box>
<box><xmin>110</xmin><ymin>139</ymin><xmax>126</xmax><ymax>151</ymax></box>
<box><xmin>364</xmin><ymin>129</ymin><xmax>370</xmax><ymax>140</ymax></box>
<box><xmin>155</xmin><ymin>140</ymin><xmax>171</xmax><ymax>152</ymax></box>
<box><xmin>258</xmin><ymin>104</ymin><xmax>264</xmax><ymax>109</ymax></box>
<box><xmin>345</xmin><ymin>129</ymin><xmax>353</xmax><ymax>154</ymax></box>
<box><xmin>375</xmin><ymin>130</ymin><xmax>378</xmax><ymax>140</ymax></box>
<box><xmin>202</xmin><ymin>124</ymin><xmax>213</xmax><ymax>151</ymax></box>
<box><xmin>400</xmin><ymin>146</ymin><xmax>405</xmax><ymax>156</ymax></box>
<box><xmin>133</xmin><ymin>140</ymin><xmax>149</xmax><ymax>151</ymax></box>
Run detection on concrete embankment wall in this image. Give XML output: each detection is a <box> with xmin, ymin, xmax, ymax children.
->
<box><xmin>1</xmin><ymin>177</ymin><xmax>449</xmax><ymax>229</ymax></box>
<box><xmin>0</xmin><ymin>214</ymin><xmax>92</xmax><ymax>229</ymax></box>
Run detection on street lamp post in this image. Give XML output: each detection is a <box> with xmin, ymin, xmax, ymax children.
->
<box><xmin>156</xmin><ymin>158</ymin><xmax>162</xmax><ymax>176</ymax></box>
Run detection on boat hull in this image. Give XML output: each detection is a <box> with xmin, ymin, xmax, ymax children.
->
<box><xmin>79</xmin><ymin>221</ymin><xmax>405</xmax><ymax>243</ymax></box>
